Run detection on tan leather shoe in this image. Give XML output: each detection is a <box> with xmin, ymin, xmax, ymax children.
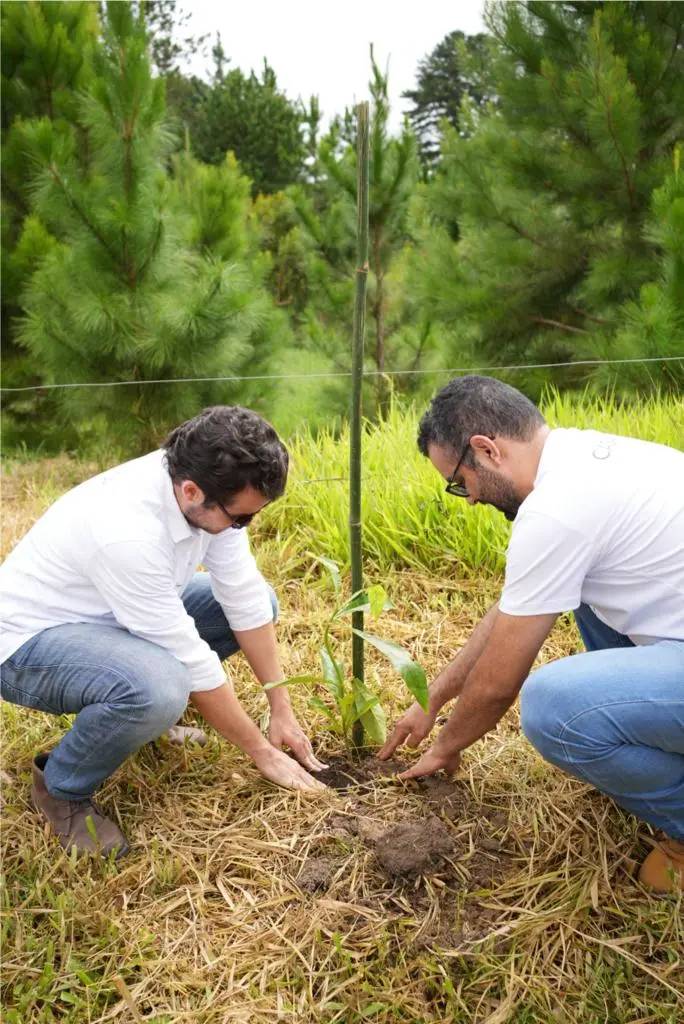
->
<box><xmin>165</xmin><ymin>724</ymin><xmax>207</xmax><ymax>746</ymax></box>
<box><xmin>31</xmin><ymin>754</ymin><xmax>129</xmax><ymax>859</ymax></box>
<box><xmin>638</xmin><ymin>837</ymin><xmax>684</xmax><ymax>893</ymax></box>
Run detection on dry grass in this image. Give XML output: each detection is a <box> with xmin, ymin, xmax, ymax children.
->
<box><xmin>1</xmin><ymin>458</ymin><xmax>683</xmax><ymax>1024</ymax></box>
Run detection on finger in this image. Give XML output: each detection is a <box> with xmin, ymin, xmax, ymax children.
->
<box><xmin>293</xmin><ymin>764</ymin><xmax>327</xmax><ymax>791</ymax></box>
<box><xmin>289</xmin><ymin>736</ymin><xmax>329</xmax><ymax>772</ymax></box>
<box><xmin>398</xmin><ymin>757</ymin><xmax>439</xmax><ymax>781</ymax></box>
<box><xmin>377</xmin><ymin>724</ymin><xmax>410</xmax><ymax>760</ymax></box>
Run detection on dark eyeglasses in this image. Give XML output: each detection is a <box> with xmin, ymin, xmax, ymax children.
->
<box><xmin>215</xmin><ymin>500</ymin><xmax>257</xmax><ymax>530</ymax></box>
<box><xmin>445</xmin><ymin>440</ymin><xmax>472</xmax><ymax>498</ymax></box>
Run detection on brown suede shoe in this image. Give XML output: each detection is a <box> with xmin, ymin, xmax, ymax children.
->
<box><xmin>31</xmin><ymin>754</ymin><xmax>129</xmax><ymax>859</ymax></box>
<box><xmin>165</xmin><ymin>724</ymin><xmax>207</xmax><ymax>746</ymax></box>
<box><xmin>638</xmin><ymin>837</ymin><xmax>684</xmax><ymax>894</ymax></box>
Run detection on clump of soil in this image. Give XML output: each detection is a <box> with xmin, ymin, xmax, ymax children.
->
<box><xmin>374</xmin><ymin>816</ymin><xmax>455</xmax><ymax>878</ymax></box>
<box><xmin>297</xmin><ymin>856</ymin><xmax>338</xmax><ymax>893</ymax></box>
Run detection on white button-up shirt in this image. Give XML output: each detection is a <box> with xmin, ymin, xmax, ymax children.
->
<box><xmin>0</xmin><ymin>450</ymin><xmax>274</xmax><ymax>690</ymax></box>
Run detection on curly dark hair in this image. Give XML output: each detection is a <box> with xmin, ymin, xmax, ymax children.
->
<box><xmin>418</xmin><ymin>376</ymin><xmax>545</xmax><ymax>466</ymax></box>
<box><xmin>163</xmin><ymin>406</ymin><xmax>289</xmax><ymax>505</ymax></box>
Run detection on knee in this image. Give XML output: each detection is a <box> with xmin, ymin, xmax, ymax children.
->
<box><xmin>520</xmin><ymin>662</ymin><xmax>568</xmax><ymax>763</ymax></box>
<box><xmin>122</xmin><ymin>656</ymin><xmax>190</xmax><ymax>733</ymax></box>
<box><xmin>267</xmin><ymin>585</ymin><xmax>279</xmax><ymax>624</ymax></box>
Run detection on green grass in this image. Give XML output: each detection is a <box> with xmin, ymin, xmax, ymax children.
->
<box><xmin>259</xmin><ymin>390</ymin><xmax>684</xmax><ymax>576</ymax></box>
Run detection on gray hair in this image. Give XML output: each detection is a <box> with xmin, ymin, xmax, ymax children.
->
<box><xmin>417</xmin><ymin>376</ymin><xmax>545</xmax><ymax>465</ymax></box>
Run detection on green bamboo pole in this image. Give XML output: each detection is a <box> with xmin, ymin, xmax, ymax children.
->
<box><xmin>350</xmin><ymin>101</ymin><xmax>370</xmax><ymax>750</ymax></box>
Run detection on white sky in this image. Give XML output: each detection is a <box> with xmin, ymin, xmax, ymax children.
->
<box><xmin>181</xmin><ymin>0</ymin><xmax>487</xmax><ymax>131</ymax></box>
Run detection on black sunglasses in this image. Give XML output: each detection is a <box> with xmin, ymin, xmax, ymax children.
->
<box><xmin>215</xmin><ymin>500</ymin><xmax>257</xmax><ymax>530</ymax></box>
<box><xmin>445</xmin><ymin>440</ymin><xmax>471</xmax><ymax>498</ymax></box>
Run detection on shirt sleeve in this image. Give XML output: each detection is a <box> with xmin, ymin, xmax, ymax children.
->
<box><xmin>202</xmin><ymin>528</ymin><xmax>273</xmax><ymax>632</ymax></box>
<box><xmin>500</xmin><ymin>511</ymin><xmax>597</xmax><ymax>617</ymax></box>
<box><xmin>87</xmin><ymin>540</ymin><xmax>226</xmax><ymax>692</ymax></box>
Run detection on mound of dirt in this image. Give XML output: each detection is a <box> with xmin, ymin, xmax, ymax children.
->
<box><xmin>374</xmin><ymin>816</ymin><xmax>455</xmax><ymax>878</ymax></box>
<box><xmin>297</xmin><ymin>856</ymin><xmax>338</xmax><ymax>893</ymax></box>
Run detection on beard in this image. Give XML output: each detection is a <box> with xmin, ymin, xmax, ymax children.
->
<box><xmin>475</xmin><ymin>466</ymin><xmax>522</xmax><ymax>522</ymax></box>
<box><xmin>182</xmin><ymin>502</ymin><xmax>223</xmax><ymax>534</ymax></box>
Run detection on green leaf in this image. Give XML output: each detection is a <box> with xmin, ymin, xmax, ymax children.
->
<box><xmin>335</xmin><ymin>586</ymin><xmax>392</xmax><ymax>618</ymax></box>
<box><xmin>352</xmin><ymin>629</ymin><xmax>429</xmax><ymax>711</ymax></box>
<box><xmin>320</xmin><ymin>646</ymin><xmax>344</xmax><ymax>703</ymax></box>
<box><xmin>314</xmin><ymin>555</ymin><xmax>341</xmax><ymax>594</ymax></box>
<box><xmin>338</xmin><ymin>691</ymin><xmax>358</xmax><ymax>739</ymax></box>
<box><xmin>263</xmin><ymin>674</ymin><xmax>323</xmax><ymax>691</ymax></box>
<box><xmin>351</xmin><ymin>678</ymin><xmax>387</xmax><ymax>744</ymax></box>
<box><xmin>361</xmin><ymin>1004</ymin><xmax>387</xmax><ymax>1018</ymax></box>
<box><xmin>367</xmin><ymin>584</ymin><xmax>388</xmax><ymax>618</ymax></box>
<box><xmin>84</xmin><ymin>814</ymin><xmax>98</xmax><ymax>845</ymax></box>
<box><xmin>307</xmin><ymin>695</ymin><xmax>337</xmax><ymax>722</ymax></box>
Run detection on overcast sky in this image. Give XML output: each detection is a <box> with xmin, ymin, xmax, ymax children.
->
<box><xmin>181</xmin><ymin>0</ymin><xmax>487</xmax><ymax>131</ymax></box>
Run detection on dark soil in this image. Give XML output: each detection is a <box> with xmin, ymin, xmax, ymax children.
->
<box><xmin>298</xmin><ymin>751</ymin><xmax>515</xmax><ymax>924</ymax></box>
<box><xmin>374</xmin><ymin>816</ymin><xmax>455</xmax><ymax>878</ymax></box>
<box><xmin>316</xmin><ymin>754</ymin><xmax>406</xmax><ymax>791</ymax></box>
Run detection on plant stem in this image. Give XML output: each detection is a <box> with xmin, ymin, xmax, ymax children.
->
<box><xmin>350</xmin><ymin>101</ymin><xmax>369</xmax><ymax>750</ymax></box>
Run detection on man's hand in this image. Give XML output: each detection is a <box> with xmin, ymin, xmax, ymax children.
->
<box><xmin>268</xmin><ymin>704</ymin><xmax>328</xmax><ymax>773</ymax></box>
<box><xmin>377</xmin><ymin>701</ymin><xmax>437</xmax><ymax>760</ymax></box>
<box><xmin>398</xmin><ymin>746</ymin><xmax>461</xmax><ymax>781</ymax></box>
<box><xmin>252</xmin><ymin>744</ymin><xmax>327</xmax><ymax>791</ymax></box>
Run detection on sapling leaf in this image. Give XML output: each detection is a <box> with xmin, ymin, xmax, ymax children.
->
<box><xmin>308</xmin><ymin>695</ymin><xmax>337</xmax><ymax>721</ymax></box>
<box><xmin>338</xmin><ymin>691</ymin><xmax>357</xmax><ymax>738</ymax></box>
<box><xmin>351</xmin><ymin>678</ymin><xmax>387</xmax><ymax>744</ymax></box>
<box><xmin>352</xmin><ymin>629</ymin><xmax>429</xmax><ymax>711</ymax></box>
<box><xmin>314</xmin><ymin>555</ymin><xmax>341</xmax><ymax>594</ymax></box>
<box><xmin>320</xmin><ymin>647</ymin><xmax>344</xmax><ymax>703</ymax></box>
<box><xmin>263</xmin><ymin>674</ymin><xmax>323</xmax><ymax>691</ymax></box>
<box><xmin>335</xmin><ymin>587</ymin><xmax>392</xmax><ymax>618</ymax></box>
<box><xmin>367</xmin><ymin>584</ymin><xmax>388</xmax><ymax>618</ymax></box>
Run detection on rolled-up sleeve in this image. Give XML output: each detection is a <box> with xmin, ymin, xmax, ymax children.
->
<box><xmin>202</xmin><ymin>528</ymin><xmax>273</xmax><ymax>632</ymax></box>
<box><xmin>88</xmin><ymin>540</ymin><xmax>226</xmax><ymax>692</ymax></box>
<box><xmin>500</xmin><ymin>511</ymin><xmax>596</xmax><ymax>616</ymax></box>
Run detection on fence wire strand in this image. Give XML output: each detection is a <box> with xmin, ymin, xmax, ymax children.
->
<box><xmin>1</xmin><ymin>355</ymin><xmax>682</xmax><ymax>394</ymax></box>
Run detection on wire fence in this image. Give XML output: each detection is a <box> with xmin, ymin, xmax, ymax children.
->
<box><xmin>1</xmin><ymin>355</ymin><xmax>682</xmax><ymax>393</ymax></box>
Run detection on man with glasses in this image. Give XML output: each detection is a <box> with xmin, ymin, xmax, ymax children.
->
<box><xmin>0</xmin><ymin>406</ymin><xmax>326</xmax><ymax>858</ymax></box>
<box><xmin>379</xmin><ymin>376</ymin><xmax>684</xmax><ymax>893</ymax></box>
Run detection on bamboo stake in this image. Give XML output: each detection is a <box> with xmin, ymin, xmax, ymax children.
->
<box><xmin>350</xmin><ymin>101</ymin><xmax>370</xmax><ymax>749</ymax></box>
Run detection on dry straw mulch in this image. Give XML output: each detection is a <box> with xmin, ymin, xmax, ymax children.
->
<box><xmin>1</xmin><ymin>463</ymin><xmax>682</xmax><ymax>1023</ymax></box>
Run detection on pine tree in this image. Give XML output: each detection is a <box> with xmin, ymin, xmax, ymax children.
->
<box><xmin>17</xmin><ymin>1</ymin><xmax>286</xmax><ymax>451</ymax></box>
<box><xmin>178</xmin><ymin>42</ymin><xmax>307</xmax><ymax>196</ymax></box>
<box><xmin>411</xmin><ymin>0</ymin><xmax>684</xmax><ymax>394</ymax></box>
<box><xmin>1</xmin><ymin>0</ymin><xmax>99</xmax><ymax>446</ymax></box>
<box><xmin>402</xmin><ymin>30</ymin><xmax>492</xmax><ymax>172</ymax></box>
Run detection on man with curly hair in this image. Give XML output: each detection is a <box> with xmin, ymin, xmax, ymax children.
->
<box><xmin>0</xmin><ymin>406</ymin><xmax>326</xmax><ymax>858</ymax></box>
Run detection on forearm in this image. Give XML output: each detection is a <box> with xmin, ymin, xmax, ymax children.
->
<box><xmin>190</xmin><ymin>683</ymin><xmax>271</xmax><ymax>759</ymax></box>
<box><xmin>431</xmin><ymin>610</ymin><xmax>555</xmax><ymax>754</ymax></box>
<box><xmin>232</xmin><ymin>621</ymin><xmax>290</xmax><ymax>711</ymax></box>
<box><xmin>427</xmin><ymin>601</ymin><xmax>500</xmax><ymax>713</ymax></box>
<box><xmin>432</xmin><ymin>677</ymin><xmax>517</xmax><ymax>756</ymax></box>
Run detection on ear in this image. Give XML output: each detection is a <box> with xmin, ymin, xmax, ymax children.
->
<box><xmin>180</xmin><ymin>479</ymin><xmax>206</xmax><ymax>505</ymax></box>
<box><xmin>470</xmin><ymin>434</ymin><xmax>503</xmax><ymax>466</ymax></box>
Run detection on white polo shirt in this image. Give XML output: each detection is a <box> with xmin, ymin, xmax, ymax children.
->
<box><xmin>499</xmin><ymin>428</ymin><xmax>684</xmax><ymax>644</ymax></box>
<box><xmin>0</xmin><ymin>450</ymin><xmax>274</xmax><ymax>690</ymax></box>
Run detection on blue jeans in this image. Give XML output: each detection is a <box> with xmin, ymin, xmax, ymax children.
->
<box><xmin>0</xmin><ymin>574</ymin><xmax>278</xmax><ymax>801</ymax></box>
<box><xmin>520</xmin><ymin>605</ymin><xmax>684</xmax><ymax>839</ymax></box>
